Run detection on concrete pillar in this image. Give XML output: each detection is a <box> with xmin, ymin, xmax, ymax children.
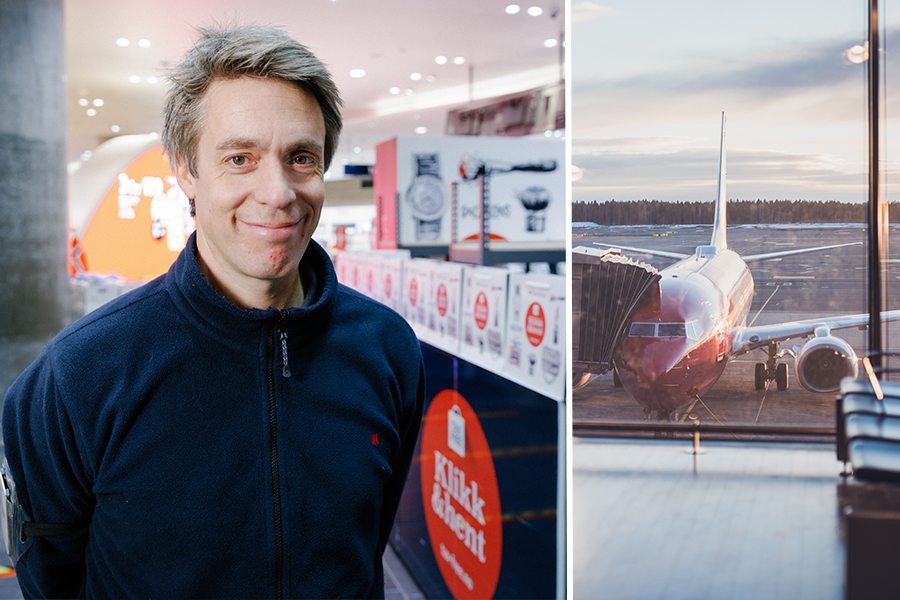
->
<box><xmin>0</xmin><ymin>0</ymin><xmax>69</xmax><ymax>401</ymax></box>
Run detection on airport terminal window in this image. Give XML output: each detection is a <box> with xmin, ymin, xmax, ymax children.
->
<box><xmin>571</xmin><ymin>2</ymin><xmax>871</xmax><ymax>438</ymax></box>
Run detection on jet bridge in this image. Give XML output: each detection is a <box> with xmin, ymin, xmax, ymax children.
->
<box><xmin>572</xmin><ymin>247</ymin><xmax>660</xmax><ymax>376</ymax></box>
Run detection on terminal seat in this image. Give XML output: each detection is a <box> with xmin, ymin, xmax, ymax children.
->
<box><xmin>838</xmin><ymin>377</ymin><xmax>900</xmax><ymax>480</ymax></box>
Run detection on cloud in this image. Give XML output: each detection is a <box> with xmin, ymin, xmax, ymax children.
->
<box><xmin>571</xmin><ymin>2</ymin><xmax>622</xmax><ymax>25</ymax></box>
<box><xmin>572</xmin><ymin>147</ymin><xmax>866</xmax><ymax>203</ymax></box>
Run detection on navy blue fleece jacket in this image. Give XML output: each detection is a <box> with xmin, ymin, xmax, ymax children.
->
<box><xmin>2</xmin><ymin>234</ymin><xmax>424</xmax><ymax>599</ymax></box>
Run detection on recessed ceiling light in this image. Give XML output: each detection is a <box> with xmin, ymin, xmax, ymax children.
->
<box><xmin>349</xmin><ymin>69</ymin><xmax>366</xmax><ymax>78</ymax></box>
<box><xmin>78</xmin><ymin>98</ymin><xmax>88</xmax><ymax>107</ymax></box>
<box><xmin>426</xmin><ymin>75</ymin><xmax>436</xmax><ymax>83</ymax></box>
<box><xmin>116</xmin><ymin>38</ymin><xmax>130</xmax><ymax>47</ymax></box>
<box><xmin>129</xmin><ymin>75</ymin><xmax>141</xmax><ymax>83</ymax></box>
<box><xmin>92</xmin><ymin>99</ymin><xmax>104</xmax><ymax>107</ymax></box>
<box><xmin>86</xmin><ymin>108</ymin><xmax>97</xmax><ymax>117</ymax></box>
<box><xmin>506</xmin><ymin>4</ymin><xmax>521</xmax><ymax>14</ymax></box>
<box><xmin>146</xmin><ymin>76</ymin><xmax>158</xmax><ymax>84</ymax></box>
<box><xmin>389</xmin><ymin>87</ymin><xmax>401</xmax><ymax>95</ymax></box>
<box><xmin>111</xmin><ymin>125</ymin><xmax>121</xmax><ymax>133</ymax></box>
<box><xmin>415</xmin><ymin>127</ymin><xmax>428</xmax><ymax>135</ymax></box>
<box><xmin>405</xmin><ymin>89</ymin><xmax>414</xmax><ymax>96</ymax></box>
<box><xmin>80</xmin><ymin>151</ymin><xmax>92</xmax><ymax>161</ymax></box>
<box><xmin>138</xmin><ymin>39</ymin><xmax>151</xmax><ymax>48</ymax></box>
<box><xmin>353</xmin><ymin>146</ymin><xmax>361</xmax><ymax>154</ymax></box>
<box><xmin>435</xmin><ymin>55</ymin><xmax>448</xmax><ymax>65</ymax></box>
<box><xmin>453</xmin><ymin>57</ymin><xmax>466</xmax><ymax>65</ymax></box>
<box><xmin>528</xmin><ymin>6</ymin><xmax>543</xmax><ymax>16</ymax></box>
<box><xmin>410</xmin><ymin>72</ymin><xmax>422</xmax><ymax>81</ymax></box>
<box><xmin>544</xmin><ymin>38</ymin><xmax>558</xmax><ymax>48</ymax></box>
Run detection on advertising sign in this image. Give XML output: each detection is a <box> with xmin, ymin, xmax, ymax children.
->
<box><xmin>504</xmin><ymin>273</ymin><xmax>566</xmax><ymax>401</ymax></box>
<box><xmin>374</xmin><ymin>136</ymin><xmax>564</xmax><ymax>249</ymax></box>
<box><xmin>420</xmin><ymin>389</ymin><xmax>502</xmax><ymax>600</ymax></box>
<box><xmin>76</xmin><ymin>145</ymin><xmax>194</xmax><ymax>281</ymax></box>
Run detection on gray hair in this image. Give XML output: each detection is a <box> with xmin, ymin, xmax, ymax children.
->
<box><xmin>162</xmin><ymin>23</ymin><xmax>343</xmax><ymax>179</ymax></box>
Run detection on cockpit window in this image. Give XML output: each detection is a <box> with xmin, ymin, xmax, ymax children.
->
<box><xmin>629</xmin><ymin>321</ymin><xmax>701</xmax><ymax>339</ymax></box>
<box><xmin>658</xmin><ymin>323</ymin><xmax>686</xmax><ymax>338</ymax></box>
<box><xmin>629</xmin><ymin>323</ymin><xmax>657</xmax><ymax>337</ymax></box>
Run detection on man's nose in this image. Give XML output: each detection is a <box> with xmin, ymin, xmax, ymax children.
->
<box><xmin>257</xmin><ymin>161</ymin><xmax>294</xmax><ymax>208</ymax></box>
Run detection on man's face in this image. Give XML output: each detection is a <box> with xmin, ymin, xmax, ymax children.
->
<box><xmin>175</xmin><ymin>76</ymin><xmax>326</xmax><ymax>294</ymax></box>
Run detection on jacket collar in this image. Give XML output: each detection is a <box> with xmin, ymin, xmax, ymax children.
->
<box><xmin>165</xmin><ymin>232</ymin><xmax>337</xmax><ymax>351</ymax></box>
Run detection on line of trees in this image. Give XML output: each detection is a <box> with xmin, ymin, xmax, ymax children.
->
<box><xmin>571</xmin><ymin>199</ymin><xmax>897</xmax><ymax>225</ymax></box>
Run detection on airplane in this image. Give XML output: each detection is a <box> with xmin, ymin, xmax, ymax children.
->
<box><xmin>573</xmin><ymin>113</ymin><xmax>900</xmax><ymax>421</ymax></box>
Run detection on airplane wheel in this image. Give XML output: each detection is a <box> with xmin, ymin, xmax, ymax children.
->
<box><xmin>755</xmin><ymin>363</ymin><xmax>766</xmax><ymax>390</ymax></box>
<box><xmin>613</xmin><ymin>368</ymin><xmax>623</xmax><ymax>388</ymax></box>
<box><xmin>776</xmin><ymin>363</ymin><xmax>789</xmax><ymax>391</ymax></box>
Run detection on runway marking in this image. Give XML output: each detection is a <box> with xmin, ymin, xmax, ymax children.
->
<box><xmin>749</xmin><ymin>285</ymin><xmax>781</xmax><ymax>327</ymax></box>
<box><xmin>678</xmin><ymin>398</ymin><xmax>700</xmax><ymax>422</ymax></box>
<box><xmin>696</xmin><ymin>396</ymin><xmax>740</xmax><ymax>440</ymax></box>
<box><xmin>755</xmin><ymin>382</ymin><xmax>769</xmax><ymax>423</ymax></box>
<box><xmin>773</xmin><ymin>275</ymin><xmax>815</xmax><ymax>279</ymax></box>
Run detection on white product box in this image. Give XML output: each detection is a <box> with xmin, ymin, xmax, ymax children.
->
<box><xmin>504</xmin><ymin>273</ymin><xmax>566</xmax><ymax>401</ymax></box>
<box><xmin>459</xmin><ymin>266</ymin><xmax>509</xmax><ymax>373</ymax></box>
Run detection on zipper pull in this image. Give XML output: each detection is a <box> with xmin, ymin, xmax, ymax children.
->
<box><xmin>280</xmin><ymin>331</ymin><xmax>291</xmax><ymax>378</ymax></box>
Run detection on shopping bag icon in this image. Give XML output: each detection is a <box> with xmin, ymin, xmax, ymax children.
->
<box><xmin>448</xmin><ymin>405</ymin><xmax>466</xmax><ymax>457</ymax></box>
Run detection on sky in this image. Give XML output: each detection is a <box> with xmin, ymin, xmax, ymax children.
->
<box><xmin>571</xmin><ymin>0</ymin><xmax>900</xmax><ymax>204</ymax></box>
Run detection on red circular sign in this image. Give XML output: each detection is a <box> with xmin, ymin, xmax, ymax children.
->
<box><xmin>409</xmin><ymin>277</ymin><xmax>418</xmax><ymax>307</ymax></box>
<box><xmin>421</xmin><ymin>390</ymin><xmax>502</xmax><ymax>600</ymax></box>
<box><xmin>526</xmin><ymin>302</ymin><xmax>545</xmax><ymax>347</ymax></box>
<box><xmin>474</xmin><ymin>292</ymin><xmax>489</xmax><ymax>330</ymax></box>
<box><xmin>437</xmin><ymin>283</ymin><xmax>449</xmax><ymax>317</ymax></box>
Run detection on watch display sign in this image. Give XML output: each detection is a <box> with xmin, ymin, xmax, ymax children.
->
<box><xmin>459</xmin><ymin>265</ymin><xmax>509</xmax><ymax>374</ymax></box>
<box><xmin>504</xmin><ymin>273</ymin><xmax>566</xmax><ymax>401</ymax></box>
<box><xmin>374</xmin><ymin>136</ymin><xmax>564</xmax><ymax>249</ymax></box>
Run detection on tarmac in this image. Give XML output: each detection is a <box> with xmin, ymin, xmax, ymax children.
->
<box><xmin>573</xmin><ymin>224</ymin><xmax>900</xmax><ymax>599</ymax></box>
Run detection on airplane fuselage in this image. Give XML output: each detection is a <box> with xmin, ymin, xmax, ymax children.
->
<box><xmin>613</xmin><ymin>246</ymin><xmax>754</xmax><ymax>417</ymax></box>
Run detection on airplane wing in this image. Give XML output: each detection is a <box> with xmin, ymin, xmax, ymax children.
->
<box><xmin>589</xmin><ymin>242</ymin><xmax>690</xmax><ymax>261</ymax></box>
<box><xmin>742</xmin><ymin>242</ymin><xmax>861</xmax><ymax>263</ymax></box>
<box><xmin>731</xmin><ymin>310</ymin><xmax>900</xmax><ymax>356</ymax></box>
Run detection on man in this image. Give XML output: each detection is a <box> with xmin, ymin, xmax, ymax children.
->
<box><xmin>2</xmin><ymin>24</ymin><xmax>424</xmax><ymax>599</ymax></box>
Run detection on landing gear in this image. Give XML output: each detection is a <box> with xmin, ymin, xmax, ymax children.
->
<box><xmin>755</xmin><ymin>342</ymin><xmax>794</xmax><ymax>391</ymax></box>
<box><xmin>755</xmin><ymin>363</ymin><xmax>766</xmax><ymax>390</ymax></box>
<box><xmin>776</xmin><ymin>363</ymin><xmax>789</xmax><ymax>391</ymax></box>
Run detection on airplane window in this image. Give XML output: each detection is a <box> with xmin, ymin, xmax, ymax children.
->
<box><xmin>628</xmin><ymin>323</ymin><xmax>656</xmax><ymax>337</ymax></box>
<box><xmin>658</xmin><ymin>323</ymin><xmax>687</xmax><ymax>338</ymax></box>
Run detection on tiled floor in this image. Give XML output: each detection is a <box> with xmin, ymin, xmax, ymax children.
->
<box><xmin>574</xmin><ymin>438</ymin><xmax>845</xmax><ymax>600</ymax></box>
<box><xmin>385</xmin><ymin>543</ymin><xmax>428</xmax><ymax>600</ymax></box>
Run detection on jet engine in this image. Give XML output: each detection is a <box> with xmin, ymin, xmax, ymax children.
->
<box><xmin>794</xmin><ymin>327</ymin><xmax>858</xmax><ymax>393</ymax></box>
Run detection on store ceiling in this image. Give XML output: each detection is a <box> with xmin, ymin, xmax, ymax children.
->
<box><xmin>64</xmin><ymin>0</ymin><xmax>565</xmax><ymax>179</ymax></box>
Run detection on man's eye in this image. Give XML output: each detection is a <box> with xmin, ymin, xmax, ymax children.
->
<box><xmin>229</xmin><ymin>156</ymin><xmax>247</xmax><ymax>166</ymax></box>
<box><xmin>293</xmin><ymin>155</ymin><xmax>314</xmax><ymax>166</ymax></box>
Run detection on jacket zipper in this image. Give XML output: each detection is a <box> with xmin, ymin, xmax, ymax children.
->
<box><xmin>268</xmin><ymin>318</ymin><xmax>285</xmax><ymax>600</ymax></box>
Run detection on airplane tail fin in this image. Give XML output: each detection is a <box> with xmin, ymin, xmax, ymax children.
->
<box><xmin>711</xmin><ymin>112</ymin><xmax>727</xmax><ymax>250</ymax></box>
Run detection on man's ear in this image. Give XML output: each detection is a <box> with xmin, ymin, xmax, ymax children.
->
<box><xmin>173</xmin><ymin>156</ymin><xmax>196</xmax><ymax>200</ymax></box>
